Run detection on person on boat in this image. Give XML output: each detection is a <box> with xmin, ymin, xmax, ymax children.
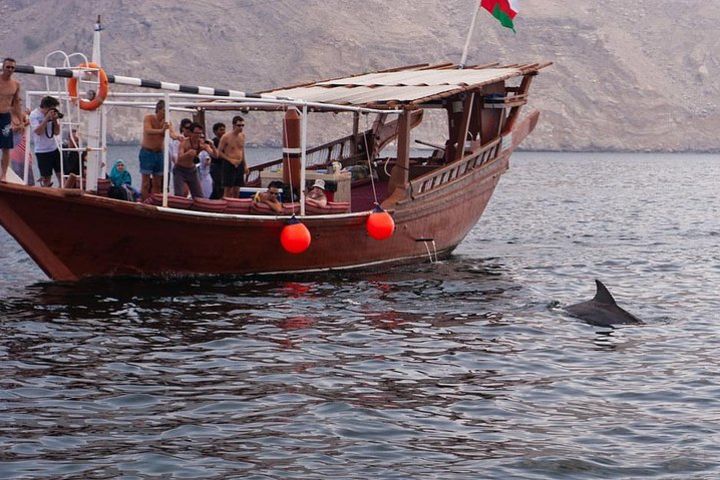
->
<box><xmin>139</xmin><ymin>100</ymin><xmax>171</xmax><ymax>200</ymax></box>
<box><xmin>209</xmin><ymin>121</ymin><xmax>226</xmax><ymax>199</ymax></box>
<box><xmin>168</xmin><ymin>118</ymin><xmax>192</xmax><ymax>196</ymax></box>
<box><xmin>197</xmin><ymin>132</ymin><xmax>214</xmax><ymax>198</ymax></box>
<box><xmin>168</xmin><ymin>118</ymin><xmax>192</xmax><ymax>167</ymax></box>
<box><xmin>108</xmin><ymin>159</ymin><xmax>140</xmax><ymax>201</ymax></box>
<box><xmin>63</xmin><ymin>151</ymin><xmax>87</xmax><ymax>189</ymax></box>
<box><xmin>1</xmin><ymin>58</ymin><xmax>26</xmax><ymax>182</ymax></box>
<box><xmin>305</xmin><ymin>178</ymin><xmax>328</xmax><ymax>208</ymax></box>
<box><xmin>175</xmin><ymin>122</ymin><xmax>212</xmax><ymax>198</ymax></box>
<box><xmin>218</xmin><ymin>115</ymin><xmax>248</xmax><ymax>198</ymax></box>
<box><xmin>9</xmin><ymin>114</ymin><xmax>34</xmax><ymax>185</ymax></box>
<box><xmin>29</xmin><ymin>95</ymin><xmax>62</xmax><ymax>187</ymax></box>
<box><xmin>62</xmin><ymin>128</ymin><xmax>81</xmax><ymax>177</ymax></box>
<box><xmin>254</xmin><ymin>180</ymin><xmax>284</xmax><ymax>213</ymax></box>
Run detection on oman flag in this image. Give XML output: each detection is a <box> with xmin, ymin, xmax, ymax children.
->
<box><xmin>480</xmin><ymin>0</ymin><xmax>519</xmax><ymax>31</ymax></box>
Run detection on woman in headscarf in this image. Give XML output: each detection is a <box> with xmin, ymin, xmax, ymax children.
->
<box><xmin>108</xmin><ymin>159</ymin><xmax>140</xmax><ymax>200</ymax></box>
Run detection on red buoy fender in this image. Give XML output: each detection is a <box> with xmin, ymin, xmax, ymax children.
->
<box><xmin>280</xmin><ymin>217</ymin><xmax>311</xmax><ymax>254</ymax></box>
<box><xmin>366</xmin><ymin>207</ymin><xmax>395</xmax><ymax>240</ymax></box>
<box><xmin>67</xmin><ymin>62</ymin><xmax>109</xmax><ymax>111</ymax></box>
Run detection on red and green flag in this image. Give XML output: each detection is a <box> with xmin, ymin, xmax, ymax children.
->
<box><xmin>480</xmin><ymin>0</ymin><xmax>519</xmax><ymax>31</ymax></box>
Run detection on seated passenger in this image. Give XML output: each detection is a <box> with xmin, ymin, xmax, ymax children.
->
<box><xmin>108</xmin><ymin>159</ymin><xmax>140</xmax><ymax>201</ymax></box>
<box><xmin>305</xmin><ymin>179</ymin><xmax>327</xmax><ymax>208</ymax></box>
<box><xmin>254</xmin><ymin>180</ymin><xmax>283</xmax><ymax>214</ymax></box>
<box><xmin>63</xmin><ymin>151</ymin><xmax>88</xmax><ymax>189</ymax></box>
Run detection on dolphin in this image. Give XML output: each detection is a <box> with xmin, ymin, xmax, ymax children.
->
<box><xmin>565</xmin><ymin>280</ymin><xmax>643</xmax><ymax>327</ymax></box>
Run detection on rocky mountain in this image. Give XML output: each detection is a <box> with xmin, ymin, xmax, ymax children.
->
<box><xmin>2</xmin><ymin>0</ymin><xmax>719</xmax><ymax>151</ymax></box>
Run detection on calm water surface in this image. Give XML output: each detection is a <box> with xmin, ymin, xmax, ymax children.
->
<box><xmin>1</xmin><ymin>152</ymin><xmax>719</xmax><ymax>479</ymax></box>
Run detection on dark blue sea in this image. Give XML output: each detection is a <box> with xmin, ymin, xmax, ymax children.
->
<box><xmin>1</xmin><ymin>151</ymin><xmax>719</xmax><ymax>479</ymax></box>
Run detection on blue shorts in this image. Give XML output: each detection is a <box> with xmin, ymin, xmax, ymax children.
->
<box><xmin>0</xmin><ymin>112</ymin><xmax>13</xmax><ymax>149</ymax></box>
<box><xmin>139</xmin><ymin>148</ymin><xmax>164</xmax><ymax>175</ymax></box>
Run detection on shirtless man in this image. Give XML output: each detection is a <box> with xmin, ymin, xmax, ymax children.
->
<box><xmin>218</xmin><ymin>115</ymin><xmax>249</xmax><ymax>198</ymax></box>
<box><xmin>175</xmin><ymin>122</ymin><xmax>213</xmax><ymax>198</ymax></box>
<box><xmin>139</xmin><ymin>99</ymin><xmax>170</xmax><ymax>199</ymax></box>
<box><xmin>1</xmin><ymin>58</ymin><xmax>25</xmax><ymax>182</ymax></box>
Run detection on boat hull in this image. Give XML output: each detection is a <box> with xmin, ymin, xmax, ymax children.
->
<box><xmin>0</xmin><ymin>110</ymin><xmax>538</xmax><ymax>281</ymax></box>
<box><xmin>0</xmin><ymin>153</ymin><xmax>508</xmax><ymax>281</ymax></box>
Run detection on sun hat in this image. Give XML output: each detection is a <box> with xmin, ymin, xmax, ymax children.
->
<box><xmin>312</xmin><ymin>179</ymin><xmax>326</xmax><ymax>190</ymax></box>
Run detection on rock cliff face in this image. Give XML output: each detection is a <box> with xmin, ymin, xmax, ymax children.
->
<box><xmin>2</xmin><ymin>0</ymin><xmax>718</xmax><ymax>151</ymax></box>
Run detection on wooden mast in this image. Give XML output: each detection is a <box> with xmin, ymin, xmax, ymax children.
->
<box><xmin>453</xmin><ymin>92</ymin><xmax>475</xmax><ymax>161</ymax></box>
<box><xmin>384</xmin><ymin>109</ymin><xmax>413</xmax><ymax>206</ymax></box>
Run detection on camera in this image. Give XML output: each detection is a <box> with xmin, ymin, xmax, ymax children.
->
<box><xmin>49</xmin><ymin>107</ymin><xmax>64</xmax><ymax>119</ymax></box>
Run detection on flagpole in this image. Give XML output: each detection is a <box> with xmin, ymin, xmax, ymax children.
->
<box><xmin>459</xmin><ymin>2</ymin><xmax>481</xmax><ymax>69</ymax></box>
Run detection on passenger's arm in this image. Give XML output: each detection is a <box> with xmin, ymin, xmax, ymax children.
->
<box><xmin>217</xmin><ymin>135</ymin><xmax>230</xmax><ymax>161</ymax></box>
<box><xmin>178</xmin><ymin>140</ymin><xmax>196</xmax><ymax>163</ymax></box>
<box><xmin>32</xmin><ymin>111</ymin><xmax>52</xmax><ymax>135</ymax></box>
<box><xmin>11</xmin><ymin>83</ymin><xmax>23</xmax><ymax>121</ymax></box>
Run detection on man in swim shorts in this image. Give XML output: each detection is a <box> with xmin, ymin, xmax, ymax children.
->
<box><xmin>0</xmin><ymin>58</ymin><xmax>25</xmax><ymax>182</ymax></box>
<box><xmin>218</xmin><ymin>115</ymin><xmax>248</xmax><ymax>198</ymax></box>
<box><xmin>139</xmin><ymin>99</ymin><xmax>170</xmax><ymax>199</ymax></box>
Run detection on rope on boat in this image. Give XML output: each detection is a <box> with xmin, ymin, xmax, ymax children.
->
<box><xmin>283</xmin><ymin>105</ymin><xmax>296</xmax><ymax>205</ymax></box>
<box><xmin>422</xmin><ymin>240</ymin><xmax>438</xmax><ymax>263</ymax></box>
<box><xmin>362</xmin><ymin>114</ymin><xmax>380</xmax><ymax>207</ymax></box>
<box><xmin>14</xmin><ymin>64</ymin><xmax>296</xmax><ymax>102</ymax></box>
<box><xmin>415</xmin><ymin>237</ymin><xmax>438</xmax><ymax>263</ymax></box>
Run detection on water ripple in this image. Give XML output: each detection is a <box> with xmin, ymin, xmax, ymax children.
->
<box><xmin>2</xmin><ymin>152</ymin><xmax>720</xmax><ymax>478</ymax></box>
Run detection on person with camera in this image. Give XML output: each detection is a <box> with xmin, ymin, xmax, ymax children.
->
<box><xmin>29</xmin><ymin>95</ymin><xmax>62</xmax><ymax>187</ymax></box>
<box><xmin>175</xmin><ymin>122</ymin><xmax>213</xmax><ymax>199</ymax></box>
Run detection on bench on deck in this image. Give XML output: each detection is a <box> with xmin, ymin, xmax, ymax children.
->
<box><xmin>304</xmin><ymin>201</ymin><xmax>350</xmax><ymax>215</ymax></box>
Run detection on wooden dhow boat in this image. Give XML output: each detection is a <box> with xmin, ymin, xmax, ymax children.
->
<box><xmin>0</xmin><ymin>25</ymin><xmax>550</xmax><ymax>281</ymax></box>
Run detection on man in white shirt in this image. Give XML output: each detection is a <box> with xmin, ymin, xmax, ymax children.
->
<box><xmin>29</xmin><ymin>96</ymin><xmax>61</xmax><ymax>187</ymax></box>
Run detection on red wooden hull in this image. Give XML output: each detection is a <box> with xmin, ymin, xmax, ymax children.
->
<box><xmin>0</xmin><ymin>114</ymin><xmax>536</xmax><ymax>281</ymax></box>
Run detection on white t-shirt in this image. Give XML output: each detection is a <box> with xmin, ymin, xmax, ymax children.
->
<box><xmin>30</xmin><ymin>108</ymin><xmax>60</xmax><ymax>154</ymax></box>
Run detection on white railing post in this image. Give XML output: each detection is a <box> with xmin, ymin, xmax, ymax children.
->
<box><xmin>299</xmin><ymin>104</ymin><xmax>308</xmax><ymax>216</ymax></box>
<box><xmin>162</xmin><ymin>92</ymin><xmax>170</xmax><ymax>207</ymax></box>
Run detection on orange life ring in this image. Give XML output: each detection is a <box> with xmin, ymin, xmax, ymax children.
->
<box><xmin>67</xmin><ymin>62</ymin><xmax>109</xmax><ymax>111</ymax></box>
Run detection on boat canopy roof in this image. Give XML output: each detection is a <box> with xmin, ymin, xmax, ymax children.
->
<box><xmin>260</xmin><ymin>62</ymin><xmax>548</xmax><ymax>110</ymax></box>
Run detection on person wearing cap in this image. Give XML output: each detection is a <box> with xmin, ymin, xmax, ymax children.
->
<box><xmin>305</xmin><ymin>178</ymin><xmax>328</xmax><ymax>208</ymax></box>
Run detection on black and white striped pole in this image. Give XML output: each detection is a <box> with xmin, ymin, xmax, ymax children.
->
<box><xmin>13</xmin><ymin>64</ymin><xmax>295</xmax><ymax>102</ymax></box>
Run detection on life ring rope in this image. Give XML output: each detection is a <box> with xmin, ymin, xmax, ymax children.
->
<box><xmin>67</xmin><ymin>62</ymin><xmax>109</xmax><ymax>111</ymax></box>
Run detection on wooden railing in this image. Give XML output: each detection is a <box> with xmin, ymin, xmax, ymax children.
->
<box><xmin>246</xmin><ymin>133</ymin><xmax>361</xmax><ymax>185</ymax></box>
<box><xmin>409</xmin><ymin>138</ymin><xmax>502</xmax><ymax>198</ymax></box>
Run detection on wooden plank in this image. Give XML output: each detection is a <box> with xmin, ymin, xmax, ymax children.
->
<box><xmin>454</xmin><ymin>93</ymin><xmax>475</xmax><ymax>161</ymax></box>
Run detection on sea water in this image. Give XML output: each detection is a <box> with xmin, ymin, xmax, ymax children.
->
<box><xmin>1</xmin><ymin>151</ymin><xmax>719</xmax><ymax>479</ymax></box>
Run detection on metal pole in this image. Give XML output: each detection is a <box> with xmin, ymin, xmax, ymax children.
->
<box><xmin>23</xmin><ymin>91</ymin><xmax>31</xmax><ymax>184</ymax></box>
<box><xmin>299</xmin><ymin>104</ymin><xmax>308</xmax><ymax>216</ymax></box>
<box><xmin>162</xmin><ymin>92</ymin><xmax>170</xmax><ymax>207</ymax></box>
<box><xmin>100</xmin><ymin>105</ymin><xmax>108</xmax><ymax>178</ymax></box>
<box><xmin>92</xmin><ymin>15</ymin><xmax>102</xmax><ymax>66</ymax></box>
<box><xmin>459</xmin><ymin>2</ymin><xmax>481</xmax><ymax>69</ymax></box>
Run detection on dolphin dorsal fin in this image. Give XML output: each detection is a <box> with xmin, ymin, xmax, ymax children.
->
<box><xmin>593</xmin><ymin>280</ymin><xmax>617</xmax><ymax>305</ymax></box>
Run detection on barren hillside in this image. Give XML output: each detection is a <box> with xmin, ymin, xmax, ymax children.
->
<box><xmin>2</xmin><ymin>0</ymin><xmax>719</xmax><ymax>151</ymax></box>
